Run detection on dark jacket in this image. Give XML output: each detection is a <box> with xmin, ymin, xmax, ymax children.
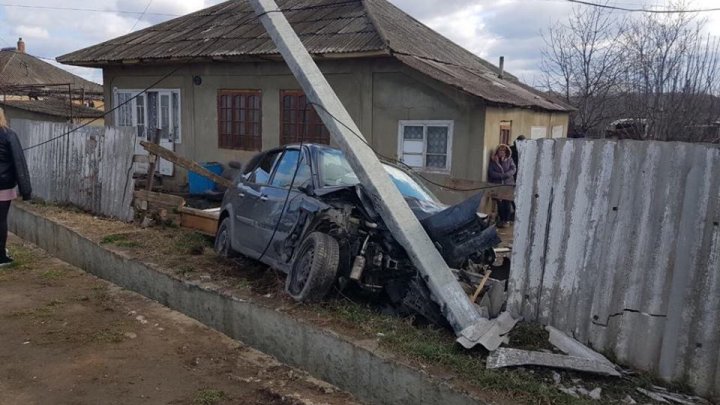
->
<box><xmin>0</xmin><ymin>127</ymin><xmax>32</xmax><ymax>200</ymax></box>
<box><xmin>488</xmin><ymin>157</ymin><xmax>516</xmax><ymax>185</ymax></box>
<box><xmin>511</xmin><ymin>143</ymin><xmax>520</xmax><ymax>181</ymax></box>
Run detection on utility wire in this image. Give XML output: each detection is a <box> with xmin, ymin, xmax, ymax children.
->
<box><xmin>565</xmin><ymin>0</ymin><xmax>720</xmax><ymax>13</ymax></box>
<box><xmin>307</xmin><ymin>102</ymin><xmax>507</xmax><ymax>193</ymax></box>
<box><xmin>22</xmin><ymin>65</ymin><xmax>184</xmax><ymax>151</ymax></box>
<box><xmin>0</xmin><ymin>3</ymin><xmax>179</xmax><ymax>16</ymax></box>
<box><xmin>129</xmin><ymin>0</ymin><xmax>155</xmax><ymax>33</ymax></box>
<box><xmin>17</xmin><ymin>2</ymin><xmax>378</xmax><ymax>152</ymax></box>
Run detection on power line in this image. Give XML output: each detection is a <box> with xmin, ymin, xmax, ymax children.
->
<box><xmin>129</xmin><ymin>0</ymin><xmax>155</xmax><ymax>33</ymax></box>
<box><xmin>0</xmin><ymin>3</ymin><xmax>179</xmax><ymax>16</ymax></box>
<box><xmin>566</xmin><ymin>0</ymin><xmax>720</xmax><ymax>13</ymax></box>
<box><xmin>307</xmin><ymin>102</ymin><xmax>507</xmax><ymax>193</ymax></box>
<box><xmin>16</xmin><ymin>2</ymin><xmax>371</xmax><ymax>152</ymax></box>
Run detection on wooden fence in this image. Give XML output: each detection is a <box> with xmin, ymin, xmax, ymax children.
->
<box><xmin>13</xmin><ymin>119</ymin><xmax>136</xmax><ymax>221</ymax></box>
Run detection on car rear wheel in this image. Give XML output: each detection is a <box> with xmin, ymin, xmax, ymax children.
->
<box><xmin>214</xmin><ymin>217</ymin><xmax>237</xmax><ymax>258</ymax></box>
<box><xmin>285</xmin><ymin>232</ymin><xmax>339</xmax><ymax>302</ymax></box>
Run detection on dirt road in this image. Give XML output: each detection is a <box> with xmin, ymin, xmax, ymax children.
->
<box><xmin>0</xmin><ymin>235</ymin><xmax>358</xmax><ymax>405</ymax></box>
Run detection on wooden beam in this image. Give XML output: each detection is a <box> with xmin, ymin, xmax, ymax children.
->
<box><xmin>140</xmin><ymin>141</ymin><xmax>233</xmax><ymax>189</ymax></box>
<box><xmin>145</xmin><ymin>129</ymin><xmax>162</xmax><ymax>192</ymax></box>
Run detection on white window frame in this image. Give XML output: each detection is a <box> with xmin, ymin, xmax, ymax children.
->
<box><xmin>114</xmin><ymin>88</ymin><xmax>182</xmax><ymax>143</ymax></box>
<box><xmin>397</xmin><ymin>120</ymin><xmax>454</xmax><ymax>173</ymax></box>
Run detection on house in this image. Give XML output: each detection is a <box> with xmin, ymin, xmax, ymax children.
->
<box><xmin>58</xmin><ymin>0</ymin><xmax>571</xmax><ymax>200</ymax></box>
<box><xmin>0</xmin><ymin>38</ymin><xmax>105</xmax><ymax>126</ymax></box>
<box><xmin>0</xmin><ymin>98</ymin><xmax>104</xmax><ymax>125</ymax></box>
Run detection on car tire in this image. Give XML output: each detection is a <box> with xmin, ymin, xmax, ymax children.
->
<box><xmin>214</xmin><ymin>217</ymin><xmax>237</xmax><ymax>258</ymax></box>
<box><xmin>285</xmin><ymin>232</ymin><xmax>339</xmax><ymax>302</ymax></box>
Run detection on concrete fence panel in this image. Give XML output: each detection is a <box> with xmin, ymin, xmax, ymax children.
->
<box><xmin>13</xmin><ymin>119</ymin><xmax>135</xmax><ymax>221</ymax></box>
<box><xmin>508</xmin><ymin>139</ymin><xmax>720</xmax><ymax>398</ymax></box>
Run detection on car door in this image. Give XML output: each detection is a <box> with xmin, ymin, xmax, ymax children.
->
<box><xmin>258</xmin><ymin>148</ymin><xmax>313</xmax><ymax>261</ymax></box>
<box><xmin>232</xmin><ymin>150</ymin><xmax>282</xmax><ymax>256</ymax></box>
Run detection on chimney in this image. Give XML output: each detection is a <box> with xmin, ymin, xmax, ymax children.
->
<box><xmin>499</xmin><ymin>56</ymin><xmax>505</xmax><ymax>79</ymax></box>
<box><xmin>17</xmin><ymin>38</ymin><xmax>25</xmax><ymax>53</ymax></box>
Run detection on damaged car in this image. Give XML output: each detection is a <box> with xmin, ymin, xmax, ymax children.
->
<box><xmin>215</xmin><ymin>144</ymin><xmax>501</xmax><ymax>325</ymax></box>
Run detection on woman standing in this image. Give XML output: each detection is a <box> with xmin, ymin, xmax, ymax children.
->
<box><xmin>488</xmin><ymin>144</ymin><xmax>516</xmax><ymax>228</ymax></box>
<box><xmin>0</xmin><ymin>108</ymin><xmax>32</xmax><ymax>266</ymax></box>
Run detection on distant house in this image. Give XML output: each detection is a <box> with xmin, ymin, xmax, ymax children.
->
<box><xmin>0</xmin><ymin>38</ymin><xmax>104</xmax><ymax>127</ymax></box>
<box><xmin>0</xmin><ymin>98</ymin><xmax>103</xmax><ymax>125</ymax></box>
<box><xmin>58</xmin><ymin>0</ymin><xmax>571</xmax><ymax>198</ymax></box>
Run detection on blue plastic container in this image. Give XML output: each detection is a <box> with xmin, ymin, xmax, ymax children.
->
<box><xmin>188</xmin><ymin>162</ymin><xmax>223</xmax><ymax>195</ymax></box>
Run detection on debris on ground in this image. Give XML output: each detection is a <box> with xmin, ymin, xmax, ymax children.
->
<box><xmin>486</xmin><ymin>347</ymin><xmax>621</xmax><ymax>376</ymax></box>
<box><xmin>487</xmin><ymin>323</ymin><xmax>621</xmax><ymax>376</ymax></box>
<box><xmin>637</xmin><ymin>387</ymin><xmax>713</xmax><ymax>405</ymax></box>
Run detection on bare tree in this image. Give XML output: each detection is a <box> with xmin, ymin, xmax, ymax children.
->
<box><xmin>620</xmin><ymin>6</ymin><xmax>720</xmax><ymax>141</ymax></box>
<box><xmin>540</xmin><ymin>3</ymin><xmax>625</xmax><ymax>137</ymax></box>
<box><xmin>541</xmin><ymin>1</ymin><xmax>720</xmax><ymax>142</ymax></box>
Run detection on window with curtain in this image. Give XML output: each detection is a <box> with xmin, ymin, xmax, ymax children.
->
<box><xmin>280</xmin><ymin>90</ymin><xmax>330</xmax><ymax>145</ymax></box>
<box><xmin>397</xmin><ymin>120</ymin><xmax>453</xmax><ymax>171</ymax></box>
<box><xmin>217</xmin><ymin>90</ymin><xmax>262</xmax><ymax>150</ymax></box>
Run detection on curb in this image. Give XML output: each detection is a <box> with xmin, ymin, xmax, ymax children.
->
<box><xmin>9</xmin><ymin>204</ymin><xmax>484</xmax><ymax>405</ymax></box>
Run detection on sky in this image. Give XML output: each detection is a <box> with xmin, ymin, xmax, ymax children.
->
<box><xmin>1</xmin><ymin>0</ymin><xmax>720</xmax><ymax>87</ymax></box>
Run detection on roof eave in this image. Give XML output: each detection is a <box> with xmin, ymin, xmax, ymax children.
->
<box><xmin>58</xmin><ymin>49</ymin><xmax>393</xmax><ymax>68</ymax></box>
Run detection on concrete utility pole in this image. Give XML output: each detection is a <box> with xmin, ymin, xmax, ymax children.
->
<box><xmin>248</xmin><ymin>0</ymin><xmax>505</xmax><ymax>349</ymax></box>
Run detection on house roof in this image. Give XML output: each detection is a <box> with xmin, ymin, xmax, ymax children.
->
<box><xmin>58</xmin><ymin>0</ymin><xmax>572</xmax><ymax>112</ymax></box>
<box><xmin>0</xmin><ymin>99</ymin><xmax>104</xmax><ymax>119</ymax></box>
<box><xmin>0</xmin><ymin>49</ymin><xmax>103</xmax><ymax>96</ymax></box>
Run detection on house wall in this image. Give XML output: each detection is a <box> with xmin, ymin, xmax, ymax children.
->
<box><xmin>5</xmin><ymin>106</ymin><xmax>67</xmax><ymax>127</ymax></box>
<box><xmin>102</xmin><ymin>58</ymin><xmax>569</xmax><ymax>204</ymax></box>
<box><xmin>483</xmin><ymin>107</ymin><xmax>569</xmax><ymax>181</ymax></box>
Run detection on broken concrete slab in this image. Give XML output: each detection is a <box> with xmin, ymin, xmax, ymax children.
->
<box><xmin>478</xmin><ymin>278</ymin><xmax>506</xmax><ymax>318</ymax></box>
<box><xmin>457</xmin><ymin>311</ymin><xmax>519</xmax><ymax>350</ymax></box>
<box><xmin>546</xmin><ymin>326</ymin><xmax>615</xmax><ymax>366</ymax></box>
<box><xmin>486</xmin><ymin>348</ymin><xmax>622</xmax><ymax>377</ymax></box>
<box><xmin>637</xmin><ymin>387</ymin><xmax>712</xmax><ymax>405</ymax></box>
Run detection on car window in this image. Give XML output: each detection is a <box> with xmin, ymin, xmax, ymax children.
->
<box><xmin>320</xmin><ymin>148</ymin><xmax>359</xmax><ymax>187</ymax></box>
<box><xmin>270</xmin><ymin>150</ymin><xmax>312</xmax><ymax>188</ymax></box>
<box><xmin>249</xmin><ymin>151</ymin><xmax>281</xmax><ymax>184</ymax></box>
<box><xmin>384</xmin><ymin>165</ymin><xmax>437</xmax><ymax>202</ymax></box>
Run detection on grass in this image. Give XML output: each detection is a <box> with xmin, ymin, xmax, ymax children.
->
<box><xmin>322</xmin><ymin>301</ymin><xmax>593</xmax><ymax>404</ymax></box>
<box><xmin>100</xmin><ymin>233</ymin><xmax>141</xmax><ymax>248</ymax></box>
<box><xmin>10</xmin><ymin>299</ymin><xmax>65</xmax><ymax>319</ymax></box>
<box><xmin>193</xmin><ymin>389</ymin><xmax>225</xmax><ymax>405</ymax></box>
<box><xmin>174</xmin><ymin>232</ymin><xmax>213</xmax><ymax>256</ymax></box>
<box><xmin>175</xmin><ymin>265</ymin><xmax>195</xmax><ymax>277</ymax></box>
<box><xmin>40</xmin><ymin>269</ymin><xmax>66</xmax><ymax>280</ymax></box>
<box><xmin>90</xmin><ymin>327</ymin><xmax>126</xmax><ymax>344</ymax></box>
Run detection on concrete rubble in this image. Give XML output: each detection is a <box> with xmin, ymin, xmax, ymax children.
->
<box><xmin>636</xmin><ymin>387</ymin><xmax>712</xmax><ymax>405</ymax></box>
<box><xmin>486</xmin><ymin>347</ymin><xmax>621</xmax><ymax>376</ymax></box>
<box><xmin>486</xmin><ymin>325</ymin><xmax>622</xmax><ymax>376</ymax></box>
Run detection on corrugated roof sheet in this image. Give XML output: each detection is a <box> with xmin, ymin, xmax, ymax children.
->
<box><xmin>0</xmin><ymin>50</ymin><xmax>103</xmax><ymax>95</ymax></box>
<box><xmin>57</xmin><ymin>0</ymin><xmax>572</xmax><ymax>112</ymax></box>
<box><xmin>0</xmin><ymin>99</ymin><xmax>104</xmax><ymax>119</ymax></box>
<box><xmin>509</xmin><ymin>139</ymin><xmax>720</xmax><ymax>399</ymax></box>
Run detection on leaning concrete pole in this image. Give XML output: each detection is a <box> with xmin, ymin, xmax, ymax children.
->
<box><xmin>249</xmin><ymin>0</ymin><xmax>490</xmax><ymax>348</ymax></box>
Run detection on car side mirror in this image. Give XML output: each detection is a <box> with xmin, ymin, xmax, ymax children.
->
<box><xmin>297</xmin><ymin>181</ymin><xmax>313</xmax><ymax>195</ymax></box>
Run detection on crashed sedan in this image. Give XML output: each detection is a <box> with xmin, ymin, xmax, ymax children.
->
<box><xmin>216</xmin><ymin>144</ymin><xmax>500</xmax><ymax>325</ymax></box>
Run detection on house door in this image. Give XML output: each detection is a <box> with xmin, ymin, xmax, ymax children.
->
<box><xmin>499</xmin><ymin>121</ymin><xmax>512</xmax><ymax>145</ymax></box>
<box><xmin>117</xmin><ymin>90</ymin><xmax>179</xmax><ymax>176</ymax></box>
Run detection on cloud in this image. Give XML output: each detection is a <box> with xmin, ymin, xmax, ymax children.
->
<box><xmin>15</xmin><ymin>25</ymin><xmax>49</xmax><ymax>40</ymax></box>
<box><xmin>1</xmin><ymin>0</ymin><xmax>719</xmax><ymax>89</ymax></box>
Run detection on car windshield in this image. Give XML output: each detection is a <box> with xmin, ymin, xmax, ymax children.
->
<box><xmin>319</xmin><ymin>149</ymin><xmax>438</xmax><ymax>203</ymax></box>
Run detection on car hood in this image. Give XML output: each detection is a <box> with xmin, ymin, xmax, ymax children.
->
<box><xmin>417</xmin><ymin>193</ymin><xmax>485</xmax><ymax>239</ymax></box>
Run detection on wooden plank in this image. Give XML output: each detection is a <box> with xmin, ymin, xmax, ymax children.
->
<box><xmin>180</xmin><ymin>207</ymin><xmax>220</xmax><ymax>236</ymax></box>
<box><xmin>140</xmin><ymin>141</ymin><xmax>233</xmax><ymax>189</ymax></box>
<box><xmin>133</xmin><ymin>190</ymin><xmax>186</xmax><ymax>209</ymax></box>
<box><xmin>145</xmin><ymin>129</ymin><xmax>162</xmax><ymax>192</ymax></box>
<box><xmin>178</xmin><ymin>206</ymin><xmax>220</xmax><ymax>220</ymax></box>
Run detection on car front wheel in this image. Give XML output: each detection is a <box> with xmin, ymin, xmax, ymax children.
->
<box><xmin>285</xmin><ymin>232</ymin><xmax>339</xmax><ymax>302</ymax></box>
<box><xmin>214</xmin><ymin>217</ymin><xmax>237</xmax><ymax>258</ymax></box>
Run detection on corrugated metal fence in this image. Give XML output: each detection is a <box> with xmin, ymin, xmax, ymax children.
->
<box><xmin>508</xmin><ymin>139</ymin><xmax>719</xmax><ymax>398</ymax></box>
<box><xmin>14</xmin><ymin>119</ymin><xmax>136</xmax><ymax>221</ymax></box>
